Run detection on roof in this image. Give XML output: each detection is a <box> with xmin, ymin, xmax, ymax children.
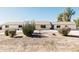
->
<box><xmin>35</xmin><ymin>21</ymin><xmax>51</xmax><ymax>25</ymax></box>
<box><xmin>4</xmin><ymin>21</ymin><xmax>24</xmax><ymax>25</ymax></box>
<box><xmin>52</xmin><ymin>22</ymin><xmax>76</xmax><ymax>25</ymax></box>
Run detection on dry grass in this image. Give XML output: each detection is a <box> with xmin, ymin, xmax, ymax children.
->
<box><xmin>0</xmin><ymin>30</ymin><xmax>79</xmax><ymax>52</ymax></box>
<box><xmin>0</xmin><ymin>32</ymin><xmax>55</xmax><ymax>52</ymax></box>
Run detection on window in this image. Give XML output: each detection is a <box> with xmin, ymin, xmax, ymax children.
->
<box><xmin>18</xmin><ymin>25</ymin><xmax>22</xmax><ymax>28</ymax></box>
<box><xmin>5</xmin><ymin>25</ymin><xmax>9</xmax><ymax>28</ymax></box>
<box><xmin>41</xmin><ymin>25</ymin><xmax>46</xmax><ymax>28</ymax></box>
<box><xmin>57</xmin><ymin>25</ymin><xmax>60</xmax><ymax>28</ymax></box>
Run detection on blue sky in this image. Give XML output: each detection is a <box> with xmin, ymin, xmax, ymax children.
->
<box><xmin>0</xmin><ymin>7</ymin><xmax>79</xmax><ymax>24</ymax></box>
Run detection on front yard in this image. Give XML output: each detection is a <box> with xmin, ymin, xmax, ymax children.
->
<box><xmin>0</xmin><ymin>30</ymin><xmax>79</xmax><ymax>52</ymax></box>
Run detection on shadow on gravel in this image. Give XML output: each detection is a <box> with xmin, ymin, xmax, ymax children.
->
<box><xmin>14</xmin><ymin>36</ymin><xmax>23</xmax><ymax>38</ymax></box>
<box><xmin>14</xmin><ymin>33</ymin><xmax>48</xmax><ymax>38</ymax></box>
<box><xmin>67</xmin><ymin>35</ymin><xmax>79</xmax><ymax>38</ymax></box>
<box><xmin>31</xmin><ymin>35</ymin><xmax>47</xmax><ymax>38</ymax></box>
<box><xmin>31</xmin><ymin>33</ymin><xmax>48</xmax><ymax>38</ymax></box>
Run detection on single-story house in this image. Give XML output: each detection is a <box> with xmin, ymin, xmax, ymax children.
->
<box><xmin>0</xmin><ymin>21</ymin><xmax>76</xmax><ymax>30</ymax></box>
<box><xmin>35</xmin><ymin>21</ymin><xmax>51</xmax><ymax>30</ymax></box>
<box><xmin>2</xmin><ymin>21</ymin><xmax>51</xmax><ymax>30</ymax></box>
<box><xmin>2</xmin><ymin>22</ymin><xmax>24</xmax><ymax>30</ymax></box>
<box><xmin>51</xmin><ymin>22</ymin><xmax>76</xmax><ymax>30</ymax></box>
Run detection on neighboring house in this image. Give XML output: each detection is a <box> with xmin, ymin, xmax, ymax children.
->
<box><xmin>35</xmin><ymin>21</ymin><xmax>51</xmax><ymax>30</ymax></box>
<box><xmin>2</xmin><ymin>22</ymin><xmax>24</xmax><ymax>30</ymax></box>
<box><xmin>51</xmin><ymin>22</ymin><xmax>76</xmax><ymax>30</ymax></box>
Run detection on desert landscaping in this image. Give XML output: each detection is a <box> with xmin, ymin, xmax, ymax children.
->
<box><xmin>0</xmin><ymin>30</ymin><xmax>79</xmax><ymax>52</ymax></box>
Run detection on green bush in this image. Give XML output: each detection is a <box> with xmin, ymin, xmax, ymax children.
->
<box><xmin>58</xmin><ymin>27</ymin><xmax>71</xmax><ymax>36</ymax></box>
<box><xmin>8</xmin><ymin>29</ymin><xmax>16</xmax><ymax>37</ymax></box>
<box><xmin>22</xmin><ymin>21</ymin><xmax>35</xmax><ymax>37</ymax></box>
<box><xmin>5</xmin><ymin>29</ymin><xmax>9</xmax><ymax>36</ymax></box>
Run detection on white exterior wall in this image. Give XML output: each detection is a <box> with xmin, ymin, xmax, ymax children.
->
<box><xmin>2</xmin><ymin>24</ymin><xmax>22</xmax><ymax>30</ymax></box>
<box><xmin>54</xmin><ymin>24</ymin><xmax>76</xmax><ymax>30</ymax></box>
<box><xmin>67</xmin><ymin>24</ymin><xmax>76</xmax><ymax>29</ymax></box>
<box><xmin>46</xmin><ymin>25</ymin><xmax>51</xmax><ymax>29</ymax></box>
<box><xmin>1</xmin><ymin>21</ymin><xmax>76</xmax><ymax>30</ymax></box>
<box><xmin>53</xmin><ymin>25</ymin><xmax>56</xmax><ymax>30</ymax></box>
<box><xmin>35</xmin><ymin>24</ymin><xmax>51</xmax><ymax>30</ymax></box>
<box><xmin>35</xmin><ymin>24</ymin><xmax>41</xmax><ymax>30</ymax></box>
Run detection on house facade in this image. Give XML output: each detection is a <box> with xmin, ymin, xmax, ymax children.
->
<box><xmin>2</xmin><ymin>22</ymin><xmax>24</xmax><ymax>30</ymax></box>
<box><xmin>0</xmin><ymin>21</ymin><xmax>77</xmax><ymax>30</ymax></box>
<box><xmin>35</xmin><ymin>21</ymin><xmax>51</xmax><ymax>30</ymax></box>
<box><xmin>51</xmin><ymin>22</ymin><xmax>76</xmax><ymax>30</ymax></box>
<box><xmin>2</xmin><ymin>21</ymin><xmax>51</xmax><ymax>30</ymax></box>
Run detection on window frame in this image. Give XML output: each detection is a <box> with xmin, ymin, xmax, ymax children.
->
<box><xmin>41</xmin><ymin>25</ymin><xmax>46</xmax><ymax>28</ymax></box>
<box><xmin>18</xmin><ymin>25</ymin><xmax>22</xmax><ymax>28</ymax></box>
<box><xmin>57</xmin><ymin>25</ymin><xmax>60</xmax><ymax>28</ymax></box>
<box><xmin>5</xmin><ymin>25</ymin><xmax>9</xmax><ymax>28</ymax></box>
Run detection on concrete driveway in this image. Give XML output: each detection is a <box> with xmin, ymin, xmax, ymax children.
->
<box><xmin>0</xmin><ymin>30</ymin><xmax>79</xmax><ymax>36</ymax></box>
<box><xmin>34</xmin><ymin>30</ymin><xmax>79</xmax><ymax>36</ymax></box>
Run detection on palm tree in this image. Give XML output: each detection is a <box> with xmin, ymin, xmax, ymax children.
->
<box><xmin>64</xmin><ymin>7</ymin><xmax>75</xmax><ymax>21</ymax></box>
<box><xmin>65</xmin><ymin>7</ymin><xmax>75</xmax><ymax>21</ymax></box>
<box><xmin>57</xmin><ymin>7</ymin><xmax>75</xmax><ymax>22</ymax></box>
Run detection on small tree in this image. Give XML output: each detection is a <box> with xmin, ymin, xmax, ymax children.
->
<box><xmin>8</xmin><ymin>28</ymin><xmax>16</xmax><ymax>37</ymax></box>
<box><xmin>5</xmin><ymin>29</ymin><xmax>9</xmax><ymax>36</ymax></box>
<box><xmin>58</xmin><ymin>27</ymin><xmax>71</xmax><ymax>36</ymax></box>
<box><xmin>22</xmin><ymin>21</ymin><xmax>35</xmax><ymax>37</ymax></box>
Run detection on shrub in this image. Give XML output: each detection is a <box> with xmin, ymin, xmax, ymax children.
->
<box><xmin>58</xmin><ymin>27</ymin><xmax>71</xmax><ymax>36</ymax></box>
<box><xmin>8</xmin><ymin>29</ymin><xmax>16</xmax><ymax>37</ymax></box>
<box><xmin>5</xmin><ymin>29</ymin><xmax>9</xmax><ymax>36</ymax></box>
<box><xmin>22</xmin><ymin>21</ymin><xmax>35</xmax><ymax>37</ymax></box>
